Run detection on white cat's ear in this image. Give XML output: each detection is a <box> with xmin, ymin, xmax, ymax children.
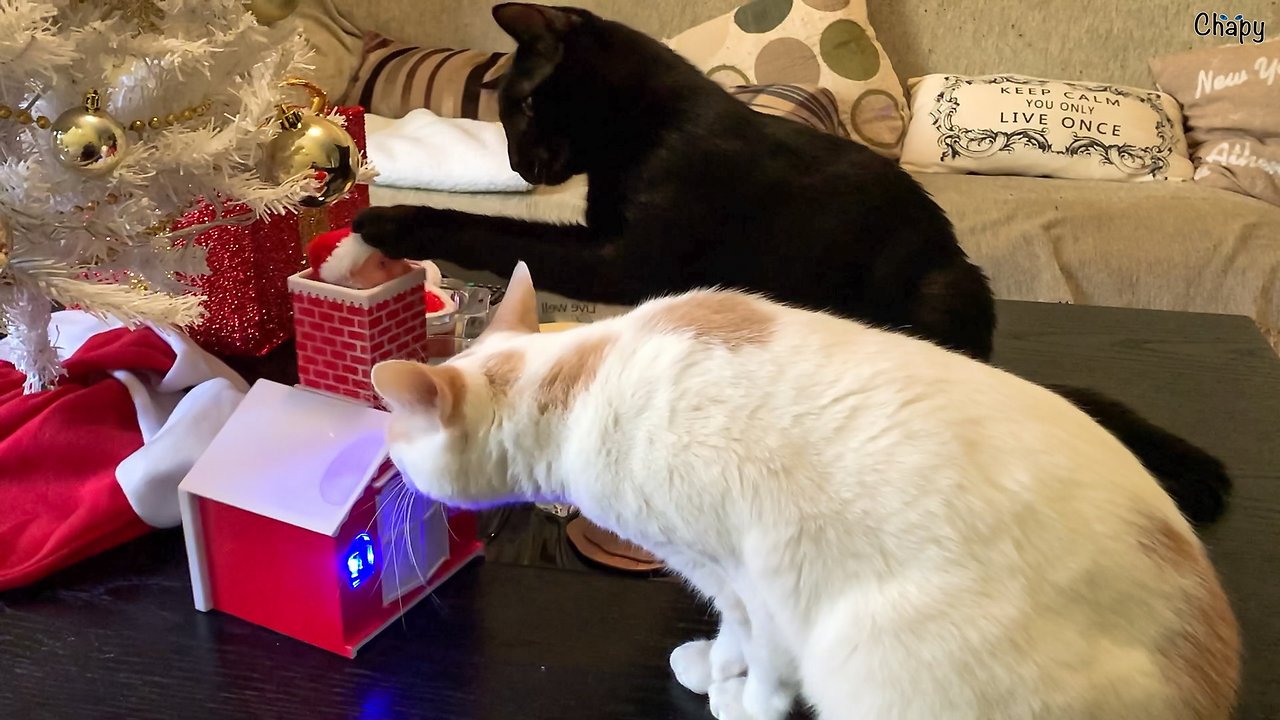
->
<box><xmin>371</xmin><ymin>360</ymin><xmax>466</xmax><ymax>427</ymax></box>
<box><xmin>480</xmin><ymin>261</ymin><xmax>540</xmax><ymax>338</ymax></box>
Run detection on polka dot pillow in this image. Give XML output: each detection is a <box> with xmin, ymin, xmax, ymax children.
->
<box><xmin>666</xmin><ymin>0</ymin><xmax>908</xmax><ymax>157</ymax></box>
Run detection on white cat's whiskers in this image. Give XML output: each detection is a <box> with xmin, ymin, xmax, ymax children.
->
<box><xmin>402</xmin><ymin>485</ymin><xmax>429</xmax><ymax>590</ymax></box>
<box><xmin>363</xmin><ymin>479</ymin><xmax>396</xmax><ymax>535</ymax></box>
<box><xmin>388</xmin><ymin>480</ymin><xmax>410</xmax><ymax>626</ymax></box>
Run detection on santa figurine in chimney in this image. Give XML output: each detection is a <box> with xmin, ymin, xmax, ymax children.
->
<box><xmin>305</xmin><ymin>226</ymin><xmax>456</xmax><ymax>317</ymax></box>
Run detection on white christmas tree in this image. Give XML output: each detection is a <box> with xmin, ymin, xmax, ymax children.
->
<box><xmin>0</xmin><ymin>0</ymin><xmax>342</xmax><ymax>392</ymax></box>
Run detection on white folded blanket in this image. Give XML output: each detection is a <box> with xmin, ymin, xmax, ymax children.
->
<box><xmin>365</xmin><ymin>109</ymin><xmax>533</xmax><ymax>193</ymax></box>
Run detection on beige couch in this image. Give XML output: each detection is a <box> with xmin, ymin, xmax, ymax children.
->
<box><xmin>297</xmin><ymin>0</ymin><xmax>1280</xmax><ymax>351</ymax></box>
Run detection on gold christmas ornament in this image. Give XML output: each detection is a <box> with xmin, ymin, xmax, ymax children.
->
<box><xmin>244</xmin><ymin>0</ymin><xmax>300</xmax><ymax>24</ymax></box>
<box><xmin>263</xmin><ymin>99</ymin><xmax>359</xmax><ymax>207</ymax></box>
<box><xmin>50</xmin><ymin>90</ymin><xmax>128</xmax><ymax>175</ymax></box>
<box><xmin>264</xmin><ymin>106</ymin><xmax>358</xmax><ymax>207</ymax></box>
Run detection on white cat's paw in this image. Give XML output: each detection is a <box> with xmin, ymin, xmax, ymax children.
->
<box><xmin>708</xmin><ymin>677</ymin><xmax>751</xmax><ymax>720</ymax></box>
<box><xmin>670</xmin><ymin>639</ymin><xmax>714</xmax><ymax>694</ymax></box>
<box><xmin>742</xmin><ymin>676</ymin><xmax>795</xmax><ymax>720</ymax></box>
<box><xmin>709</xmin><ymin>633</ymin><xmax>748</xmax><ymax>682</ymax></box>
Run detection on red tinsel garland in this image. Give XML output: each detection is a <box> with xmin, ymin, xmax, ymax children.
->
<box><xmin>182</xmin><ymin>107</ymin><xmax>369</xmax><ymax>357</ymax></box>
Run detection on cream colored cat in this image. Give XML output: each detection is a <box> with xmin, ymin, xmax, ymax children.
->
<box><xmin>372</xmin><ymin>262</ymin><xmax>1240</xmax><ymax>720</ymax></box>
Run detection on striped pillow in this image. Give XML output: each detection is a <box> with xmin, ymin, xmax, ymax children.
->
<box><xmin>341</xmin><ymin>34</ymin><xmax>847</xmax><ymax>142</ymax></box>
<box><xmin>727</xmin><ymin>84</ymin><xmax>850</xmax><ymax>139</ymax></box>
<box><xmin>339</xmin><ymin>33</ymin><xmax>511</xmax><ymax>121</ymax></box>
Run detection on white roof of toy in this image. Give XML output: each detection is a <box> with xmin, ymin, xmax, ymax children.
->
<box><xmin>179</xmin><ymin>379</ymin><xmax>394</xmax><ymax>536</ymax></box>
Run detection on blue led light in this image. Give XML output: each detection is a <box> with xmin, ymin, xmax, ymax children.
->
<box><xmin>345</xmin><ymin>533</ymin><xmax>377</xmax><ymax>589</ymax></box>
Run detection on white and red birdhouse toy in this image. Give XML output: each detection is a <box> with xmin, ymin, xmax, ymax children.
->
<box><xmin>177</xmin><ymin>227</ymin><xmax>482</xmax><ymax>658</ymax></box>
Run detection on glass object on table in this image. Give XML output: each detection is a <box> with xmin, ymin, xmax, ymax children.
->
<box><xmin>426</xmin><ymin>279</ymin><xmax>494</xmax><ymax>363</ymax></box>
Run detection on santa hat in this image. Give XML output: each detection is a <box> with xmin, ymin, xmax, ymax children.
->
<box><xmin>307</xmin><ymin>226</ymin><xmax>377</xmax><ymax>286</ymax></box>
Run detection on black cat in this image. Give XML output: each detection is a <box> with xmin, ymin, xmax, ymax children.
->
<box><xmin>353</xmin><ymin>3</ymin><xmax>1229</xmax><ymax>522</ymax></box>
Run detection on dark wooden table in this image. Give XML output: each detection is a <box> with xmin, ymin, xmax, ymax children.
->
<box><xmin>2</xmin><ymin>301</ymin><xmax>1278</xmax><ymax>720</ymax></box>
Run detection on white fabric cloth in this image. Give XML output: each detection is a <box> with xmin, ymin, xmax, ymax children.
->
<box><xmin>365</xmin><ymin>109</ymin><xmax>533</xmax><ymax>193</ymax></box>
<box><xmin>0</xmin><ymin>311</ymin><xmax>250</xmax><ymax>528</ymax></box>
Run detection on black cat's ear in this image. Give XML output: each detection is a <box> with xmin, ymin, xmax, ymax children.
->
<box><xmin>493</xmin><ymin>3</ymin><xmax>580</xmax><ymax>46</ymax></box>
<box><xmin>479</xmin><ymin>73</ymin><xmax>505</xmax><ymax>91</ymax></box>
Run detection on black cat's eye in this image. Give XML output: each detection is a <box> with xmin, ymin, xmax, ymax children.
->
<box><xmin>521</xmin><ymin>96</ymin><xmax>534</xmax><ymax>116</ymax></box>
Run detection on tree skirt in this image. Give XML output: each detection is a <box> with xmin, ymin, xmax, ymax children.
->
<box><xmin>0</xmin><ymin>312</ymin><xmax>248</xmax><ymax>591</ymax></box>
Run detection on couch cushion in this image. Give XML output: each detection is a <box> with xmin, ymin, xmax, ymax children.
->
<box><xmin>369</xmin><ymin>175</ymin><xmax>588</xmax><ymax>227</ymax></box>
<box><xmin>869</xmin><ymin>1</ymin><xmax>1276</xmax><ymax>91</ymax></box>
<box><xmin>917</xmin><ymin>173</ymin><xmax>1280</xmax><ymax>352</ymax></box>
<box><xmin>293</xmin><ymin>0</ymin><xmax>363</xmax><ymax>101</ymax></box>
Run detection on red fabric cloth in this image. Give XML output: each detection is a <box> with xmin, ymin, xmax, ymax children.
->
<box><xmin>0</xmin><ymin>327</ymin><xmax>177</xmax><ymax>591</ymax></box>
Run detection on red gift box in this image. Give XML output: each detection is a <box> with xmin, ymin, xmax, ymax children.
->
<box><xmin>182</xmin><ymin>107</ymin><xmax>370</xmax><ymax>358</ymax></box>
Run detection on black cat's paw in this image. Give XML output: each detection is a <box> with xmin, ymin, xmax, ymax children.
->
<box><xmin>352</xmin><ymin>205</ymin><xmax>428</xmax><ymax>260</ymax></box>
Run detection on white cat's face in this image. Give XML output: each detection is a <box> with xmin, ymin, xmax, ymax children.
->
<box><xmin>377</xmin><ymin>373</ymin><xmax>483</xmax><ymax>507</ymax></box>
<box><xmin>375</xmin><ymin>356</ymin><xmax>532</xmax><ymax>509</ymax></box>
<box><xmin>372</xmin><ymin>262</ymin><xmax>544</xmax><ymax>508</ymax></box>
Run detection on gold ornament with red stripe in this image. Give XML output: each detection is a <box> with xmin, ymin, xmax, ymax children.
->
<box><xmin>263</xmin><ymin>80</ymin><xmax>359</xmax><ymax>208</ymax></box>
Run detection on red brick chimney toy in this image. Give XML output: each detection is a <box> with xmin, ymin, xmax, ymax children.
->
<box><xmin>288</xmin><ymin>228</ymin><xmax>433</xmax><ymax>407</ymax></box>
